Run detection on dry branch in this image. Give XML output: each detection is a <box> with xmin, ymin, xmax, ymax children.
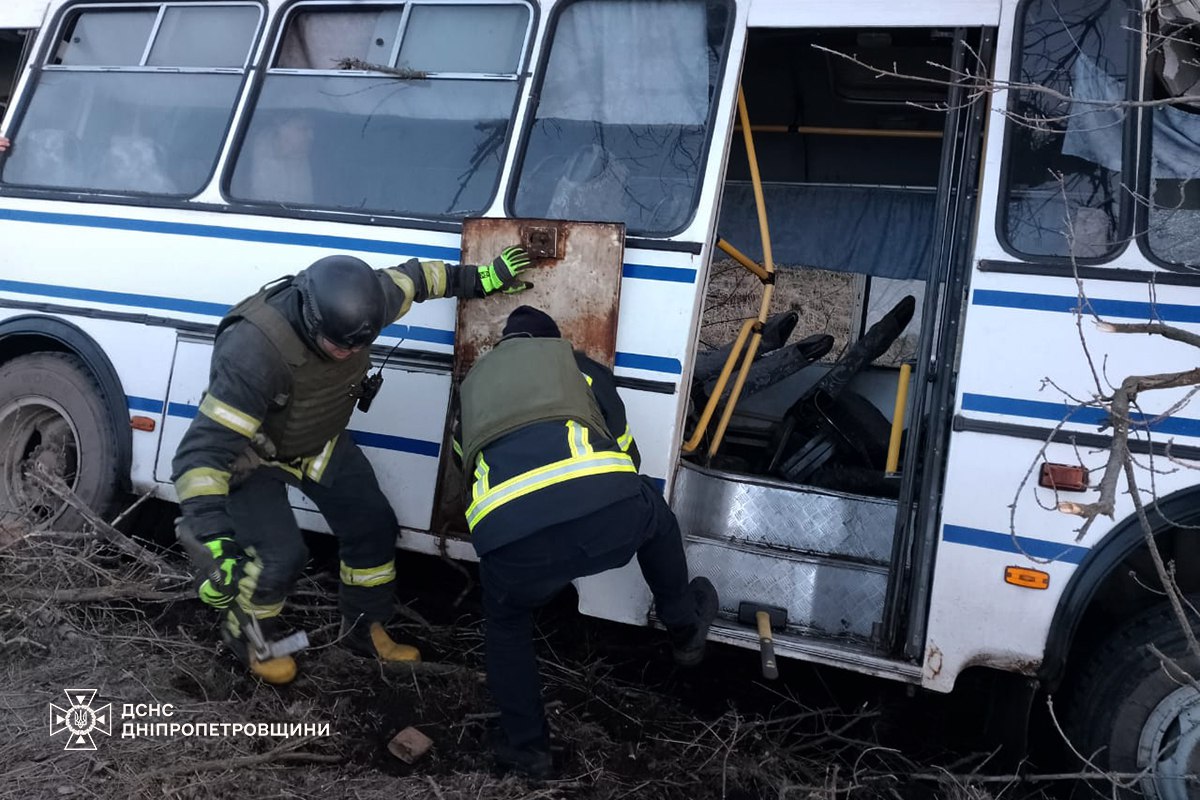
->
<box><xmin>27</xmin><ymin>469</ymin><xmax>186</xmax><ymax>580</ymax></box>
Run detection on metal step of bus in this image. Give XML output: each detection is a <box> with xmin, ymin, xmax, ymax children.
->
<box><xmin>684</xmin><ymin>535</ymin><xmax>889</xmax><ymax>643</ymax></box>
<box><xmin>673</xmin><ymin>461</ymin><xmax>897</xmax><ymax>564</ymax></box>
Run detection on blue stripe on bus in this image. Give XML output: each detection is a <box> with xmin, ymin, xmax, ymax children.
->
<box><xmin>943</xmin><ymin>523</ymin><xmax>1089</xmax><ymax>564</ymax></box>
<box><xmin>168</xmin><ymin>402</ymin><xmax>198</xmax><ymax>419</ymax></box>
<box><xmin>0</xmin><ymin>207</ymin><xmax>463</xmax><ymax>260</ymax></box>
<box><xmin>961</xmin><ymin>392</ymin><xmax>1200</xmax><ymax>437</ymax></box>
<box><xmin>0</xmin><ymin>207</ymin><xmax>696</xmax><ymax>284</ymax></box>
<box><xmin>160</xmin><ymin>401</ymin><xmax>441</xmax><ymax>457</ymax></box>
<box><xmin>349</xmin><ymin>430</ymin><xmax>441</xmax><ymax>458</ymax></box>
<box><xmin>126</xmin><ymin>395</ymin><xmax>165</xmax><ymax>413</ymax></box>
<box><xmin>615</xmin><ymin>352</ymin><xmax>683</xmax><ymax>374</ymax></box>
<box><xmin>622</xmin><ymin>263</ymin><xmax>696</xmax><ymax>283</ymax></box>
<box><xmin>0</xmin><ymin>278</ymin><xmax>232</xmax><ymax>317</ymax></box>
<box><xmin>972</xmin><ymin>289</ymin><xmax>1200</xmax><ymax>325</ymax></box>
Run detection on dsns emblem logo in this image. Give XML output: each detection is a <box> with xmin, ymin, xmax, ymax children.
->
<box><xmin>50</xmin><ymin>689</ymin><xmax>112</xmax><ymax>750</ymax></box>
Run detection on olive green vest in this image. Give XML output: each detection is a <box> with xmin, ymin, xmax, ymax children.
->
<box><xmin>219</xmin><ymin>285</ymin><xmax>371</xmax><ymax>461</ymax></box>
<box><xmin>460</xmin><ymin>338</ymin><xmax>611</xmax><ymax>473</ymax></box>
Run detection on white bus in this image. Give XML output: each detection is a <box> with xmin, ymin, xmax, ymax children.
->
<box><xmin>2</xmin><ymin>0</ymin><xmax>1198</xmax><ymax>792</ymax></box>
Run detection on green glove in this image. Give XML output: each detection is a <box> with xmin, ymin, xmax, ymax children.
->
<box><xmin>197</xmin><ymin>536</ymin><xmax>241</xmax><ymax>609</ymax></box>
<box><xmin>478</xmin><ymin>245</ymin><xmax>533</xmax><ymax>295</ymax></box>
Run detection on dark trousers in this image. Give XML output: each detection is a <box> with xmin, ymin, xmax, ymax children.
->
<box><xmin>478</xmin><ymin>477</ymin><xmax>696</xmax><ymax>749</ymax></box>
<box><xmin>227</xmin><ymin>435</ymin><xmax>398</xmax><ymax>621</ymax></box>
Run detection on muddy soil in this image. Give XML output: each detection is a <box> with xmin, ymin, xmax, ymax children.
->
<box><xmin>0</xmin><ymin>504</ymin><xmax>1056</xmax><ymax>800</ymax></box>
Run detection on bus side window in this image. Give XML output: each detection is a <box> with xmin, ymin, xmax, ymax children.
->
<box><xmin>999</xmin><ymin>0</ymin><xmax>1137</xmax><ymax>261</ymax></box>
<box><xmin>228</xmin><ymin>3</ymin><xmax>530</xmax><ymax>218</ymax></box>
<box><xmin>511</xmin><ymin>0</ymin><xmax>733</xmax><ymax>237</ymax></box>
<box><xmin>0</xmin><ymin>4</ymin><xmax>260</xmax><ymax>196</ymax></box>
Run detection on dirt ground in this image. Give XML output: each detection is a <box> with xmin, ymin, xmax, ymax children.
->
<box><xmin>699</xmin><ymin>260</ymin><xmax>921</xmax><ymax>369</ymax></box>
<box><xmin>0</xmin><ymin>498</ymin><xmax>1060</xmax><ymax>800</ymax></box>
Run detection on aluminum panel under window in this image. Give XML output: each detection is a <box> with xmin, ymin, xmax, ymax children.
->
<box><xmin>276</xmin><ymin>8</ymin><xmax>404</xmax><ymax>69</ymax></box>
<box><xmin>147</xmin><ymin>6</ymin><xmax>260</xmax><ymax>68</ymax></box>
<box><xmin>397</xmin><ymin>4</ymin><xmax>528</xmax><ymax>74</ymax></box>
<box><xmin>55</xmin><ymin>9</ymin><xmax>157</xmax><ymax>66</ymax></box>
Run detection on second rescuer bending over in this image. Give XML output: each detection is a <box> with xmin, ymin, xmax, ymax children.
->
<box><xmin>172</xmin><ymin>247</ymin><xmax>534</xmax><ymax>684</ymax></box>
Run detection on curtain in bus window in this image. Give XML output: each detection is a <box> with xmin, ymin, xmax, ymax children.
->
<box><xmin>1001</xmin><ymin>0</ymin><xmax>1134</xmax><ymax>260</ymax></box>
<box><xmin>276</xmin><ymin>9</ymin><xmax>402</xmax><ymax>69</ymax></box>
<box><xmin>231</xmin><ymin>5</ymin><xmax>527</xmax><ymax>217</ymax></box>
<box><xmin>398</xmin><ymin>5</ymin><xmax>527</xmax><ymax>74</ymax></box>
<box><xmin>1145</xmin><ymin>6</ymin><xmax>1200</xmax><ymax>271</ymax></box>
<box><xmin>512</xmin><ymin>0</ymin><xmax>731</xmax><ymax>236</ymax></box>
<box><xmin>1</xmin><ymin>5</ymin><xmax>258</xmax><ymax>196</ymax></box>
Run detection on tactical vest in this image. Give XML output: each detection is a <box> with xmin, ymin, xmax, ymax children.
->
<box><xmin>460</xmin><ymin>338</ymin><xmax>610</xmax><ymax>472</ymax></box>
<box><xmin>218</xmin><ymin>283</ymin><xmax>370</xmax><ymax>461</ymax></box>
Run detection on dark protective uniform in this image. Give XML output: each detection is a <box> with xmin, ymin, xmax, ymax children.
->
<box><xmin>172</xmin><ymin>258</ymin><xmax>480</xmax><ymax>626</ymax></box>
<box><xmin>458</xmin><ymin>336</ymin><xmax>700</xmax><ymax>752</ymax></box>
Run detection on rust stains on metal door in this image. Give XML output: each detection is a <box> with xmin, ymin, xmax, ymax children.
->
<box><xmin>432</xmin><ymin>217</ymin><xmax>626</xmax><ymax>538</ymax></box>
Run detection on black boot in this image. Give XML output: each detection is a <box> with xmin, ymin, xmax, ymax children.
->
<box><xmin>488</xmin><ymin>727</ymin><xmax>554</xmax><ymax>780</ymax></box>
<box><xmin>670</xmin><ymin>577</ymin><xmax>719</xmax><ymax>667</ymax></box>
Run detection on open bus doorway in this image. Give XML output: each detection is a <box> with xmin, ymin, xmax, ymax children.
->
<box><xmin>0</xmin><ymin>29</ymin><xmax>33</xmax><ymax>121</ymax></box>
<box><xmin>677</xmin><ymin>25</ymin><xmax>989</xmax><ymax>660</ymax></box>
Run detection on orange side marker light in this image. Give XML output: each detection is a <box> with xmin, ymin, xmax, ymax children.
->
<box><xmin>1005</xmin><ymin>566</ymin><xmax>1049</xmax><ymax>590</ymax></box>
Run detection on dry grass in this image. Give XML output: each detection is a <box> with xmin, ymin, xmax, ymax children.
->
<box><xmin>699</xmin><ymin>260</ymin><xmax>920</xmax><ymax>369</ymax></box>
<box><xmin>0</xmin><ymin>492</ymin><xmax>1057</xmax><ymax>800</ymax></box>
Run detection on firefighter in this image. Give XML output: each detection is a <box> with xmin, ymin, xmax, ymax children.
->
<box><xmin>172</xmin><ymin>247</ymin><xmax>535</xmax><ymax>685</ymax></box>
<box><xmin>457</xmin><ymin>306</ymin><xmax>718</xmax><ymax>778</ymax></box>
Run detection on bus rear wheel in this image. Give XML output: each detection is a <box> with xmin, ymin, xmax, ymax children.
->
<box><xmin>0</xmin><ymin>352</ymin><xmax>120</xmax><ymax>530</ymax></box>
<box><xmin>1065</xmin><ymin>594</ymin><xmax>1200</xmax><ymax>800</ymax></box>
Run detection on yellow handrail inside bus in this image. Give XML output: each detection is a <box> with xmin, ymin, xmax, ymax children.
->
<box><xmin>707</xmin><ymin>87</ymin><xmax>778</xmax><ymax>458</ymax></box>
<box><xmin>716</xmin><ymin>237</ymin><xmax>770</xmax><ymax>282</ymax></box>
<box><xmin>681</xmin><ymin>317</ymin><xmax>755</xmax><ymax>454</ymax></box>
<box><xmin>885</xmin><ymin>362</ymin><xmax>913</xmax><ymax>475</ymax></box>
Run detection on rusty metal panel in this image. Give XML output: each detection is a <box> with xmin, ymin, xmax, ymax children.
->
<box><xmin>452</xmin><ymin>218</ymin><xmax>625</xmax><ymax>377</ymax></box>
<box><xmin>432</xmin><ymin>218</ymin><xmax>626</xmax><ymax>538</ymax></box>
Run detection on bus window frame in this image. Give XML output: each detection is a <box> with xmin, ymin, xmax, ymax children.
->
<box><xmin>1134</xmin><ymin>21</ymin><xmax>1200</xmax><ymax>274</ymax></box>
<box><xmin>504</xmin><ymin>0</ymin><xmax>738</xmax><ymax>241</ymax></box>
<box><xmin>994</xmin><ymin>0</ymin><xmax>1140</xmax><ymax>266</ymax></box>
<box><xmin>219</xmin><ymin>0</ymin><xmax>537</xmax><ymax>221</ymax></box>
<box><xmin>0</xmin><ymin>0</ymin><xmax>266</xmax><ymax>199</ymax></box>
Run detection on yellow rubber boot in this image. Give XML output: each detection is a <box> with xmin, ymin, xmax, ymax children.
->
<box><xmin>368</xmin><ymin>622</ymin><xmax>421</xmax><ymax>663</ymax></box>
<box><xmin>222</xmin><ymin>611</ymin><xmax>299</xmax><ymax>685</ymax></box>
<box><xmin>250</xmin><ymin>654</ymin><xmax>298</xmax><ymax>685</ymax></box>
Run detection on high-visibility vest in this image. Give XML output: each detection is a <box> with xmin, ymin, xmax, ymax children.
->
<box><xmin>460</xmin><ymin>338</ymin><xmax>635</xmax><ymax>531</ymax></box>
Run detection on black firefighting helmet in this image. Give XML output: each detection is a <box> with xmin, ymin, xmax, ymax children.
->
<box><xmin>296</xmin><ymin>255</ymin><xmax>387</xmax><ymax>350</ymax></box>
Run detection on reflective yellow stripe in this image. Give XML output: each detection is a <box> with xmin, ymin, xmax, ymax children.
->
<box><xmin>384</xmin><ymin>269</ymin><xmax>417</xmax><ymax>318</ymax></box>
<box><xmin>419</xmin><ymin>260</ymin><xmax>448</xmax><ymax>298</ymax></box>
<box><xmin>472</xmin><ymin>454</ymin><xmax>490</xmax><ymax>503</ymax></box>
<box><xmin>234</xmin><ymin>560</ymin><xmax>284</xmax><ymax>618</ymax></box>
<box><xmin>340</xmin><ymin>560</ymin><xmax>396</xmax><ymax>587</ymax></box>
<box><xmin>199</xmin><ymin>394</ymin><xmax>261</xmax><ymax>438</ymax></box>
<box><xmin>452</xmin><ymin>439</ymin><xmax>463</xmax><ymax>458</ymax></box>
<box><xmin>302</xmin><ymin>436</ymin><xmax>338</xmax><ymax>482</ymax></box>
<box><xmin>466</xmin><ymin>451</ymin><xmax>636</xmax><ymax>530</ymax></box>
<box><xmin>581</xmin><ymin>372</ymin><xmax>593</xmax><ymax>386</ymax></box>
<box><xmin>617</xmin><ymin>424</ymin><xmax>634</xmax><ymax>453</ymax></box>
<box><xmin>566</xmin><ymin>420</ymin><xmax>593</xmax><ymax>458</ymax></box>
<box><xmin>175</xmin><ymin>467</ymin><xmax>231</xmax><ymax>501</ymax></box>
